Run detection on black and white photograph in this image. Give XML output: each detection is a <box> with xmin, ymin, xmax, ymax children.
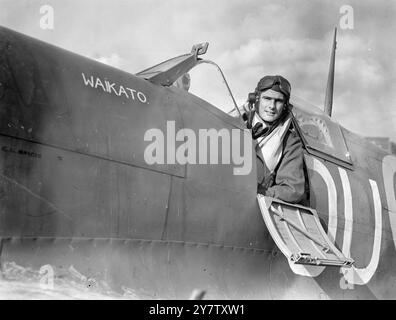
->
<box><xmin>0</xmin><ymin>0</ymin><xmax>395</xmax><ymax>304</ymax></box>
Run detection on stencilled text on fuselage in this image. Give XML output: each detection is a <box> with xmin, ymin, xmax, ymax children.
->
<box><xmin>81</xmin><ymin>72</ymin><xmax>148</xmax><ymax>104</ymax></box>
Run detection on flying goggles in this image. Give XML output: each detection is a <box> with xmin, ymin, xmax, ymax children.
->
<box><xmin>255</xmin><ymin>75</ymin><xmax>291</xmax><ymax>101</ymax></box>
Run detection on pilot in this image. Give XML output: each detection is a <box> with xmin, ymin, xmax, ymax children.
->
<box><xmin>244</xmin><ymin>75</ymin><xmax>308</xmax><ymax>204</ymax></box>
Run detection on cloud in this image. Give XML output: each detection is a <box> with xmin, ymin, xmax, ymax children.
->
<box><xmin>0</xmin><ymin>0</ymin><xmax>394</xmax><ymax>139</ymax></box>
<box><xmin>93</xmin><ymin>53</ymin><xmax>123</xmax><ymax>68</ymax></box>
<box><xmin>214</xmin><ymin>25</ymin><xmax>395</xmax><ymax>137</ymax></box>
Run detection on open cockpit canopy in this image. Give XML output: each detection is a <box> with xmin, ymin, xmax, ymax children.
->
<box><xmin>136</xmin><ymin>42</ymin><xmax>240</xmax><ymax>117</ymax></box>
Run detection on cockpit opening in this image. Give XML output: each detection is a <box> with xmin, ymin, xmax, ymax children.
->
<box><xmin>136</xmin><ymin>42</ymin><xmax>241</xmax><ymax>119</ymax></box>
<box><xmin>183</xmin><ymin>60</ymin><xmax>239</xmax><ymax>116</ymax></box>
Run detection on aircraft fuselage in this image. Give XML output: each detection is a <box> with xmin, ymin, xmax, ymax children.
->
<box><xmin>0</xmin><ymin>26</ymin><xmax>395</xmax><ymax>299</ymax></box>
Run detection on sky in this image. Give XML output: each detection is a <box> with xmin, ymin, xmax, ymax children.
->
<box><xmin>0</xmin><ymin>0</ymin><xmax>395</xmax><ymax>140</ymax></box>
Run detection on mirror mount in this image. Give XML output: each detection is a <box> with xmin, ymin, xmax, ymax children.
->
<box><xmin>191</xmin><ymin>42</ymin><xmax>209</xmax><ymax>58</ymax></box>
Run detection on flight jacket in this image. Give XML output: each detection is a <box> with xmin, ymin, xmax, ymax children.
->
<box><xmin>256</xmin><ymin>124</ymin><xmax>308</xmax><ymax>204</ymax></box>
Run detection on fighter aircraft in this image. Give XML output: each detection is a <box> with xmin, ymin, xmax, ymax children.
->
<box><xmin>0</xmin><ymin>25</ymin><xmax>395</xmax><ymax>299</ymax></box>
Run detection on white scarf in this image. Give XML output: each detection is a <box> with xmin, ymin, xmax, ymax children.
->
<box><xmin>254</xmin><ymin>113</ymin><xmax>292</xmax><ymax>172</ymax></box>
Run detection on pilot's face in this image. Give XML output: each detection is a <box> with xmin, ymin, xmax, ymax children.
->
<box><xmin>257</xmin><ymin>89</ymin><xmax>285</xmax><ymax>122</ymax></box>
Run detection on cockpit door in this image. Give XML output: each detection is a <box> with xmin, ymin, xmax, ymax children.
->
<box><xmin>257</xmin><ymin>195</ymin><xmax>354</xmax><ymax>269</ymax></box>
